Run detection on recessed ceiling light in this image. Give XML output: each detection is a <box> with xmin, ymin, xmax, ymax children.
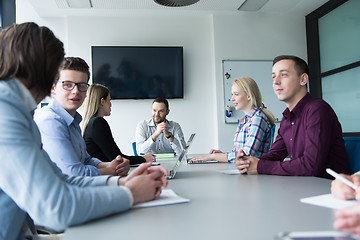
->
<box><xmin>66</xmin><ymin>0</ymin><xmax>92</xmax><ymax>8</ymax></box>
<box><xmin>154</xmin><ymin>0</ymin><xmax>200</xmax><ymax>7</ymax></box>
<box><xmin>238</xmin><ymin>0</ymin><xmax>269</xmax><ymax>11</ymax></box>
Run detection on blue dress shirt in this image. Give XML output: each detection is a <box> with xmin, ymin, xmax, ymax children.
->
<box><xmin>34</xmin><ymin>99</ymin><xmax>102</xmax><ymax>176</ymax></box>
<box><xmin>0</xmin><ymin>79</ymin><xmax>132</xmax><ymax>240</ymax></box>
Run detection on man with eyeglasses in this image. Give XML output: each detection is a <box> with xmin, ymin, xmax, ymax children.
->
<box><xmin>34</xmin><ymin>57</ymin><xmax>130</xmax><ymax>177</ymax></box>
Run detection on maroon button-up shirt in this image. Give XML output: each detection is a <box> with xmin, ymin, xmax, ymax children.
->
<box><xmin>258</xmin><ymin>93</ymin><xmax>350</xmax><ymax>179</ymax></box>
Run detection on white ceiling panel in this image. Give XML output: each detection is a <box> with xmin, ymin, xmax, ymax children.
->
<box><xmin>28</xmin><ymin>0</ymin><xmax>329</xmax><ymax>17</ymax></box>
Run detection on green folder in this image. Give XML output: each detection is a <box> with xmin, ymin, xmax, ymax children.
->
<box><xmin>155</xmin><ymin>153</ymin><xmax>175</xmax><ymax>159</ymax></box>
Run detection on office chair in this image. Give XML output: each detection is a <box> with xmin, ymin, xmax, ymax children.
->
<box><xmin>344</xmin><ymin>137</ymin><xmax>360</xmax><ymax>174</ymax></box>
<box><xmin>132</xmin><ymin>142</ymin><xmax>138</xmax><ymax>156</ymax></box>
<box><xmin>267</xmin><ymin>124</ymin><xmax>276</xmax><ymax>152</ymax></box>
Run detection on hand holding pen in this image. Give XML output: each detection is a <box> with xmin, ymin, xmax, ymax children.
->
<box><xmin>328</xmin><ymin>168</ymin><xmax>360</xmax><ymax>201</ymax></box>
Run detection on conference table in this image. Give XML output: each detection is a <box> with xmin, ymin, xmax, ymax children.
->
<box><xmin>63</xmin><ymin>156</ymin><xmax>338</xmax><ymax>240</ymax></box>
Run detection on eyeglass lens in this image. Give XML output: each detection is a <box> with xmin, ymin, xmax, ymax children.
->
<box><xmin>62</xmin><ymin>81</ymin><xmax>89</xmax><ymax>92</ymax></box>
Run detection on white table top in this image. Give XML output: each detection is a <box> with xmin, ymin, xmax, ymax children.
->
<box><xmin>64</xmin><ymin>159</ymin><xmax>336</xmax><ymax>240</ymax></box>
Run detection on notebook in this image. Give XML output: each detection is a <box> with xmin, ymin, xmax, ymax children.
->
<box><xmin>166</xmin><ymin>149</ymin><xmax>187</xmax><ymax>179</ymax></box>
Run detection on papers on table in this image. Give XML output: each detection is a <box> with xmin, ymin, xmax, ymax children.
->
<box><xmin>133</xmin><ymin>189</ymin><xmax>190</xmax><ymax>208</ymax></box>
<box><xmin>300</xmin><ymin>193</ymin><xmax>358</xmax><ymax>210</ymax></box>
<box><xmin>219</xmin><ymin>169</ymin><xmax>241</xmax><ymax>175</ymax></box>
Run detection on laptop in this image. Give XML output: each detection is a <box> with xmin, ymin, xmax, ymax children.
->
<box><xmin>184</xmin><ymin>133</ymin><xmax>196</xmax><ymax>151</ymax></box>
<box><xmin>184</xmin><ymin>133</ymin><xmax>218</xmax><ymax>164</ymax></box>
<box><xmin>166</xmin><ymin>149</ymin><xmax>187</xmax><ymax>180</ymax></box>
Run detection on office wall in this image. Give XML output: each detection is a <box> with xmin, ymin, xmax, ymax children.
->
<box><xmin>16</xmin><ymin>1</ymin><xmax>308</xmax><ymax>155</ymax></box>
<box><xmin>16</xmin><ymin>4</ymin><xmax>217</xmax><ymax>154</ymax></box>
<box><xmin>68</xmin><ymin>15</ymin><xmax>216</xmax><ymax>155</ymax></box>
<box><xmin>212</xmin><ymin>13</ymin><xmax>307</xmax><ymax>151</ymax></box>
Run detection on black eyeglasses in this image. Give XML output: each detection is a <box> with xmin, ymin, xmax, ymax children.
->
<box><xmin>59</xmin><ymin>81</ymin><xmax>89</xmax><ymax>92</ymax></box>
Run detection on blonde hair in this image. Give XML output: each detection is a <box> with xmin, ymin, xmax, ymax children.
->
<box><xmin>233</xmin><ymin>77</ymin><xmax>275</xmax><ymax>126</ymax></box>
<box><xmin>81</xmin><ymin>84</ymin><xmax>110</xmax><ymax>135</ymax></box>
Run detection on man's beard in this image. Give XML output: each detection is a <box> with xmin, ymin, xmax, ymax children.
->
<box><xmin>154</xmin><ymin>117</ymin><xmax>165</xmax><ymax>124</ymax></box>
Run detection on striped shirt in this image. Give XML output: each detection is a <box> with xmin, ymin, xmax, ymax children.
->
<box><xmin>227</xmin><ymin>108</ymin><xmax>272</xmax><ymax>162</ymax></box>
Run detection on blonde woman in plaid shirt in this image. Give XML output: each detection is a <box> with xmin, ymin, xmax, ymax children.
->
<box><xmin>189</xmin><ymin>77</ymin><xmax>275</xmax><ymax>163</ymax></box>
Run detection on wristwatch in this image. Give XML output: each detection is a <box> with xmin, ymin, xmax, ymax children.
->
<box><xmin>166</xmin><ymin>132</ymin><xmax>172</xmax><ymax>139</ymax></box>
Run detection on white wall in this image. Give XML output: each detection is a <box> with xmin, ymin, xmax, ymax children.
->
<box><xmin>213</xmin><ymin>13</ymin><xmax>308</xmax><ymax>151</ymax></box>
<box><xmin>67</xmin><ymin>15</ymin><xmax>216</xmax><ymax>155</ymax></box>
<box><xmin>16</xmin><ymin>1</ymin><xmax>308</xmax><ymax>155</ymax></box>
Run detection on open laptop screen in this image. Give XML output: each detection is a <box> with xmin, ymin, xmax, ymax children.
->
<box><xmin>167</xmin><ymin>149</ymin><xmax>186</xmax><ymax>179</ymax></box>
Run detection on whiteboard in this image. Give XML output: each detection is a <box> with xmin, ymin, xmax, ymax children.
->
<box><xmin>222</xmin><ymin>60</ymin><xmax>285</xmax><ymax>123</ymax></box>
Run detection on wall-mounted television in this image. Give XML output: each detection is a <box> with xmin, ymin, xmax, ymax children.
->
<box><xmin>91</xmin><ymin>46</ymin><xmax>183</xmax><ymax>100</ymax></box>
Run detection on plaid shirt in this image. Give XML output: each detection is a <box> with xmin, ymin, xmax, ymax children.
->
<box><xmin>227</xmin><ymin>108</ymin><xmax>272</xmax><ymax>162</ymax></box>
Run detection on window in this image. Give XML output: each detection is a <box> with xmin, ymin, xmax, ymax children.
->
<box><xmin>306</xmin><ymin>0</ymin><xmax>360</xmax><ymax>136</ymax></box>
<box><xmin>0</xmin><ymin>0</ymin><xmax>15</xmax><ymax>31</ymax></box>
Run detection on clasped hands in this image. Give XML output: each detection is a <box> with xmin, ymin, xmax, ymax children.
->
<box><xmin>120</xmin><ymin>162</ymin><xmax>169</xmax><ymax>205</ymax></box>
<box><xmin>109</xmin><ymin>155</ymin><xmax>131</xmax><ymax>176</ymax></box>
<box><xmin>97</xmin><ymin>155</ymin><xmax>130</xmax><ymax>176</ymax></box>
<box><xmin>235</xmin><ymin>149</ymin><xmax>259</xmax><ymax>175</ymax></box>
<box><xmin>153</xmin><ymin>122</ymin><xmax>171</xmax><ymax>140</ymax></box>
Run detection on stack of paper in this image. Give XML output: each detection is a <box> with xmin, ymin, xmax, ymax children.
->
<box><xmin>133</xmin><ymin>189</ymin><xmax>190</xmax><ymax>208</ymax></box>
<box><xmin>300</xmin><ymin>193</ymin><xmax>358</xmax><ymax>210</ymax></box>
<box><xmin>219</xmin><ymin>169</ymin><xmax>241</xmax><ymax>175</ymax></box>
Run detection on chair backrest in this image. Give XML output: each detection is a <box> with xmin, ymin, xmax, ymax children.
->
<box><xmin>344</xmin><ymin>137</ymin><xmax>360</xmax><ymax>174</ymax></box>
<box><xmin>267</xmin><ymin>124</ymin><xmax>276</xmax><ymax>152</ymax></box>
<box><xmin>269</xmin><ymin>124</ymin><xmax>276</xmax><ymax>143</ymax></box>
<box><xmin>132</xmin><ymin>142</ymin><xmax>138</xmax><ymax>156</ymax></box>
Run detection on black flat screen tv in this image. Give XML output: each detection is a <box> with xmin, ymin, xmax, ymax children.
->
<box><xmin>91</xmin><ymin>46</ymin><xmax>183</xmax><ymax>99</ymax></box>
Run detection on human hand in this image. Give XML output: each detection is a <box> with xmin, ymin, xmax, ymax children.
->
<box><xmin>334</xmin><ymin>204</ymin><xmax>360</xmax><ymax>237</ymax></box>
<box><xmin>125</xmin><ymin>173</ymin><xmax>162</xmax><ymax>205</ymax></box>
<box><xmin>143</xmin><ymin>152</ymin><xmax>156</xmax><ymax>162</ymax></box>
<box><xmin>114</xmin><ymin>156</ymin><xmax>130</xmax><ymax>177</ymax></box>
<box><xmin>188</xmin><ymin>154</ymin><xmax>213</xmax><ymax>163</ymax></box>
<box><xmin>125</xmin><ymin>162</ymin><xmax>168</xmax><ymax>184</ymax></box>
<box><xmin>160</xmin><ymin>122</ymin><xmax>169</xmax><ymax>135</ymax></box>
<box><xmin>98</xmin><ymin>156</ymin><xmax>128</xmax><ymax>176</ymax></box>
<box><xmin>209</xmin><ymin>149</ymin><xmax>222</xmax><ymax>154</ymax></box>
<box><xmin>235</xmin><ymin>149</ymin><xmax>259</xmax><ymax>174</ymax></box>
<box><xmin>124</xmin><ymin>163</ymin><xmax>169</xmax><ymax>204</ymax></box>
<box><xmin>155</xmin><ymin>122</ymin><xmax>167</xmax><ymax>135</ymax></box>
<box><xmin>331</xmin><ymin>174</ymin><xmax>360</xmax><ymax>200</ymax></box>
<box><xmin>148</xmin><ymin>166</ymin><xmax>169</xmax><ymax>195</ymax></box>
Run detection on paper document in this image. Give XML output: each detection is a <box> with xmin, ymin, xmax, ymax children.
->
<box><xmin>300</xmin><ymin>193</ymin><xmax>358</xmax><ymax>210</ymax></box>
<box><xmin>219</xmin><ymin>169</ymin><xmax>241</xmax><ymax>175</ymax></box>
<box><xmin>133</xmin><ymin>189</ymin><xmax>190</xmax><ymax>208</ymax></box>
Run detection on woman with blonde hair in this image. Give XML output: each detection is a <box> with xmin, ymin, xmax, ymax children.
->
<box><xmin>189</xmin><ymin>77</ymin><xmax>275</xmax><ymax>163</ymax></box>
<box><xmin>82</xmin><ymin>84</ymin><xmax>155</xmax><ymax>164</ymax></box>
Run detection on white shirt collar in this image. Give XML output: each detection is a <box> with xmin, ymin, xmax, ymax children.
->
<box><xmin>14</xmin><ymin>79</ymin><xmax>37</xmax><ymax>112</ymax></box>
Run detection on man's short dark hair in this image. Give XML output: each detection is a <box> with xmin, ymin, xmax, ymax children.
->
<box><xmin>153</xmin><ymin>97</ymin><xmax>169</xmax><ymax>110</ymax></box>
<box><xmin>273</xmin><ymin>55</ymin><xmax>309</xmax><ymax>76</ymax></box>
<box><xmin>0</xmin><ymin>22</ymin><xmax>64</xmax><ymax>100</ymax></box>
<box><xmin>60</xmin><ymin>57</ymin><xmax>90</xmax><ymax>81</ymax></box>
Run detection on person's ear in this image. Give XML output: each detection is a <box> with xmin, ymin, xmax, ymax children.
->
<box><xmin>166</xmin><ymin>109</ymin><xmax>170</xmax><ymax>116</ymax></box>
<box><xmin>50</xmin><ymin>83</ymin><xmax>57</xmax><ymax>96</ymax></box>
<box><xmin>300</xmin><ymin>73</ymin><xmax>309</xmax><ymax>86</ymax></box>
<box><xmin>100</xmin><ymin>98</ymin><xmax>105</xmax><ymax>106</ymax></box>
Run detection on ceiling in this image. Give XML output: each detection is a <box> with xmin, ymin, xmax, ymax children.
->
<box><xmin>25</xmin><ymin>0</ymin><xmax>329</xmax><ymax>17</ymax></box>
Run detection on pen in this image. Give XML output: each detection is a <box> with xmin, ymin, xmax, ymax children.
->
<box><xmin>326</xmin><ymin>168</ymin><xmax>357</xmax><ymax>190</ymax></box>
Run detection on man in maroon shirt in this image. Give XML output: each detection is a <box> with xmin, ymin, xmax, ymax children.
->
<box><xmin>235</xmin><ymin>55</ymin><xmax>350</xmax><ymax>179</ymax></box>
